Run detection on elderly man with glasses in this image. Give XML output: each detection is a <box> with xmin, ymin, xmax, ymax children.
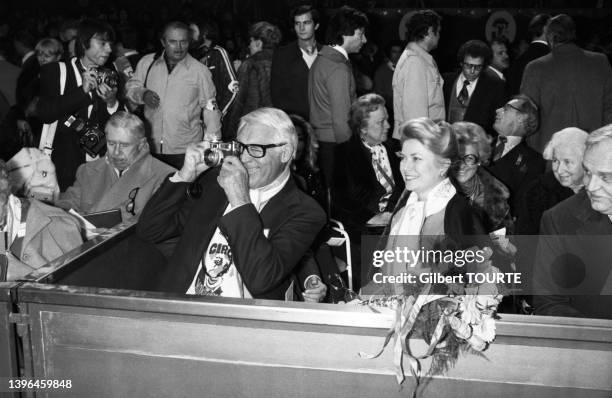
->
<box><xmin>486</xmin><ymin>94</ymin><xmax>545</xmax><ymax>214</ymax></box>
<box><xmin>137</xmin><ymin>107</ymin><xmax>326</xmax><ymax>300</ymax></box>
<box><xmin>55</xmin><ymin>111</ymin><xmax>176</xmax><ymax>223</ymax></box>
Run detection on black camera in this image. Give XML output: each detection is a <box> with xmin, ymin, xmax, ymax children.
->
<box><xmin>203</xmin><ymin>141</ymin><xmax>243</xmax><ymax>167</ymax></box>
<box><xmin>94</xmin><ymin>67</ymin><xmax>119</xmax><ymax>88</ymax></box>
<box><xmin>64</xmin><ymin>115</ymin><xmax>106</xmax><ymax>157</ymax></box>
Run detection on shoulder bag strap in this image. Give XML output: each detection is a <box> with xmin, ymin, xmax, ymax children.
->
<box><xmin>39</xmin><ymin>62</ymin><xmax>67</xmax><ymax>156</ymax></box>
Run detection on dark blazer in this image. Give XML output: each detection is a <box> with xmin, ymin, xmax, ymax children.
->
<box><xmin>37</xmin><ymin>58</ymin><xmax>116</xmax><ymax>191</ymax></box>
<box><xmin>521</xmin><ymin>43</ymin><xmax>612</xmax><ymax>152</ymax></box>
<box><xmin>360</xmin><ymin>191</ymin><xmax>489</xmax><ymax>295</ymax></box>
<box><xmin>271</xmin><ymin>41</ymin><xmax>321</xmax><ymax>120</ymax></box>
<box><xmin>136</xmin><ymin>169</ymin><xmax>327</xmax><ymax>300</ymax></box>
<box><xmin>332</xmin><ymin>136</ymin><xmax>404</xmax><ymax>229</ymax></box>
<box><xmin>506</xmin><ymin>41</ymin><xmax>549</xmax><ymax>98</ymax></box>
<box><xmin>16</xmin><ymin>54</ymin><xmax>39</xmax><ymax>111</ymax></box>
<box><xmin>485</xmin><ymin>140</ymin><xmax>545</xmax><ymax>212</ymax></box>
<box><xmin>443</xmin><ymin>68</ymin><xmax>506</xmax><ymax>136</ymax></box>
<box><xmin>514</xmin><ymin>171</ymin><xmax>574</xmax><ymax>235</ymax></box>
<box><xmin>513</xmin><ymin>171</ymin><xmax>574</xmax><ymax>292</ymax></box>
<box><xmin>533</xmin><ymin>191</ymin><xmax>612</xmax><ymax>319</ymax></box>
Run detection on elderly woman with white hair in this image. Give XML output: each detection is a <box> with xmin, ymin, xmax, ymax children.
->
<box><xmin>515</xmin><ymin>127</ymin><xmax>588</xmax><ymax>235</ymax></box>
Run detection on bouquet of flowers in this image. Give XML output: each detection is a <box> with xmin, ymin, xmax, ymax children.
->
<box><xmin>358</xmin><ymin>247</ymin><xmax>505</xmax><ymax>396</ymax></box>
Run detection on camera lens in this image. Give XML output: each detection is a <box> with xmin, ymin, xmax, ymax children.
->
<box><xmin>203</xmin><ymin>149</ymin><xmax>223</xmax><ymax>167</ymax></box>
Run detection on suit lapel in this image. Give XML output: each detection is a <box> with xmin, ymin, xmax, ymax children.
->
<box><xmin>466</xmin><ymin>75</ymin><xmax>487</xmax><ymax>117</ymax></box>
<box><xmin>184</xmin><ymin>183</ymin><xmax>228</xmax><ymax>276</ymax></box>
<box><xmin>97</xmin><ymin>156</ymin><xmax>155</xmax><ymax>212</ymax></box>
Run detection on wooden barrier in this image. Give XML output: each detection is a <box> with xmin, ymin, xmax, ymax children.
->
<box><xmin>11</xmin><ymin>283</ymin><xmax>612</xmax><ymax>398</ymax></box>
<box><xmin>0</xmin><ymin>282</ymin><xmax>20</xmax><ymax>397</ymax></box>
<box><xmin>2</xmin><ymin>225</ymin><xmax>611</xmax><ymax>397</ymax></box>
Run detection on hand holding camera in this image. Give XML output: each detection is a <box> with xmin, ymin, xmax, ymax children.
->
<box><xmin>81</xmin><ymin>68</ymin><xmax>98</xmax><ymax>94</ymax></box>
<box><xmin>217</xmin><ymin>156</ymin><xmax>250</xmax><ymax>209</ymax></box>
<box><xmin>179</xmin><ymin>141</ymin><xmax>213</xmax><ymax>182</ymax></box>
<box><xmin>96</xmin><ymin>82</ymin><xmax>118</xmax><ymax>107</ymax></box>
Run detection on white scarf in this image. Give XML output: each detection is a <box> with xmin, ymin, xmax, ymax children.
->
<box><xmin>390</xmin><ymin>178</ymin><xmax>456</xmax><ymax>237</ymax></box>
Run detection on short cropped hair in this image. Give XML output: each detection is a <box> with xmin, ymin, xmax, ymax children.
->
<box><xmin>327</xmin><ymin>6</ymin><xmax>369</xmax><ymax>46</ymax></box>
<box><xmin>35</xmin><ymin>38</ymin><xmax>64</xmax><ymax>58</ymax></box>
<box><xmin>547</xmin><ymin>14</ymin><xmax>576</xmax><ymax>45</ymax></box>
<box><xmin>543</xmin><ymin>127</ymin><xmax>588</xmax><ymax>161</ymax></box>
<box><xmin>511</xmin><ymin>94</ymin><xmax>539</xmax><ymax>136</ymax></box>
<box><xmin>348</xmin><ymin>93</ymin><xmax>386</xmax><ymax>135</ymax></box>
<box><xmin>399</xmin><ymin>118</ymin><xmax>458</xmax><ymax>168</ymax></box>
<box><xmin>405</xmin><ymin>10</ymin><xmax>441</xmax><ymax>43</ymax></box>
<box><xmin>105</xmin><ymin>111</ymin><xmax>146</xmax><ymax>139</ymax></box>
<box><xmin>75</xmin><ymin>19</ymin><xmax>115</xmax><ymax>58</ymax></box>
<box><xmin>248</xmin><ymin>22</ymin><xmax>282</xmax><ymax>49</ymax></box>
<box><xmin>238</xmin><ymin>108</ymin><xmax>297</xmax><ymax>158</ymax></box>
<box><xmin>292</xmin><ymin>5</ymin><xmax>319</xmax><ymax>25</ymax></box>
<box><xmin>586</xmin><ymin>123</ymin><xmax>612</xmax><ymax>153</ymax></box>
<box><xmin>528</xmin><ymin>14</ymin><xmax>551</xmax><ymax>40</ymax></box>
<box><xmin>451</xmin><ymin>122</ymin><xmax>493</xmax><ymax>165</ymax></box>
<box><xmin>162</xmin><ymin>21</ymin><xmax>190</xmax><ymax>38</ymax></box>
<box><xmin>457</xmin><ymin>40</ymin><xmax>491</xmax><ymax>66</ymax></box>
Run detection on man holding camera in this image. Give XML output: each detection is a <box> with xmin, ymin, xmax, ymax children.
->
<box><xmin>37</xmin><ymin>19</ymin><xmax>120</xmax><ymax>192</ymax></box>
<box><xmin>55</xmin><ymin>111</ymin><xmax>176</xmax><ymax>222</ymax></box>
<box><xmin>126</xmin><ymin>21</ymin><xmax>222</xmax><ymax>170</ymax></box>
<box><xmin>137</xmin><ymin>108</ymin><xmax>326</xmax><ymax>300</ymax></box>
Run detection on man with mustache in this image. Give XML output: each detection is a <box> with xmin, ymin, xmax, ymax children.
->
<box><xmin>126</xmin><ymin>21</ymin><xmax>221</xmax><ymax>170</ymax></box>
<box><xmin>55</xmin><ymin>111</ymin><xmax>175</xmax><ymax>222</ymax></box>
<box><xmin>38</xmin><ymin>19</ymin><xmax>120</xmax><ymax>191</ymax></box>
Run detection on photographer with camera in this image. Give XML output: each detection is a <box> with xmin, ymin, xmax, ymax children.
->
<box><xmin>37</xmin><ymin>19</ymin><xmax>121</xmax><ymax>192</ymax></box>
<box><xmin>137</xmin><ymin>108</ymin><xmax>327</xmax><ymax>300</ymax></box>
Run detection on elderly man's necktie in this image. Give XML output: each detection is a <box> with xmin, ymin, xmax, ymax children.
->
<box><xmin>492</xmin><ymin>136</ymin><xmax>507</xmax><ymax>162</ymax></box>
<box><xmin>457</xmin><ymin>80</ymin><xmax>470</xmax><ymax>106</ymax></box>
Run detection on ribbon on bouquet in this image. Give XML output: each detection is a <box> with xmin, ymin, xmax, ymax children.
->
<box><xmin>358</xmin><ymin>283</ymin><xmax>450</xmax><ymax>386</ymax></box>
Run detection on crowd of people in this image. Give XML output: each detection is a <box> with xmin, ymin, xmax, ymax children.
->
<box><xmin>0</xmin><ymin>5</ymin><xmax>611</xmax><ymax>319</ymax></box>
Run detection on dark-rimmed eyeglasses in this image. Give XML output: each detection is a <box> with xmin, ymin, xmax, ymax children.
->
<box><xmin>126</xmin><ymin>187</ymin><xmax>139</xmax><ymax>216</ymax></box>
<box><xmin>462</xmin><ymin>62</ymin><xmax>484</xmax><ymax>72</ymax></box>
<box><xmin>235</xmin><ymin>141</ymin><xmax>287</xmax><ymax>158</ymax></box>
<box><xmin>460</xmin><ymin>154</ymin><xmax>480</xmax><ymax>166</ymax></box>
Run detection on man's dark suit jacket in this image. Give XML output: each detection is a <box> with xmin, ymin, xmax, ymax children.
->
<box><xmin>506</xmin><ymin>41</ymin><xmax>549</xmax><ymax>98</ymax></box>
<box><xmin>332</xmin><ymin>135</ymin><xmax>404</xmax><ymax>230</ymax></box>
<box><xmin>443</xmin><ymin>68</ymin><xmax>506</xmax><ymax>136</ymax></box>
<box><xmin>136</xmin><ymin>169</ymin><xmax>327</xmax><ymax>300</ymax></box>
<box><xmin>521</xmin><ymin>43</ymin><xmax>612</xmax><ymax>153</ymax></box>
<box><xmin>533</xmin><ymin>191</ymin><xmax>612</xmax><ymax>319</ymax></box>
<box><xmin>270</xmin><ymin>41</ymin><xmax>321</xmax><ymax>120</ymax></box>
<box><xmin>16</xmin><ymin>54</ymin><xmax>39</xmax><ymax>111</ymax></box>
<box><xmin>37</xmin><ymin>58</ymin><xmax>115</xmax><ymax>191</ymax></box>
<box><xmin>485</xmin><ymin>139</ymin><xmax>545</xmax><ymax>212</ymax></box>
